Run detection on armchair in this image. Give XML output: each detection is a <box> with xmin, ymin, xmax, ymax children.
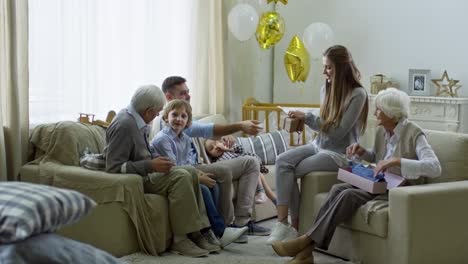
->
<box><xmin>298</xmin><ymin>130</ymin><xmax>468</xmax><ymax>264</ymax></box>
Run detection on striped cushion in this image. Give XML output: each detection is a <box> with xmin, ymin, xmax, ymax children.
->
<box><xmin>236</xmin><ymin>130</ymin><xmax>289</xmax><ymax>165</ymax></box>
<box><xmin>0</xmin><ymin>182</ymin><xmax>96</xmax><ymax>243</ymax></box>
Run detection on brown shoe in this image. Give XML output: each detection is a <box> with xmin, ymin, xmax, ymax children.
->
<box><xmin>286</xmin><ymin>256</ymin><xmax>314</xmax><ymax>264</ymax></box>
<box><xmin>286</xmin><ymin>244</ymin><xmax>314</xmax><ymax>264</ymax></box>
<box><xmin>170</xmin><ymin>238</ymin><xmax>209</xmax><ymax>257</ymax></box>
<box><xmin>193</xmin><ymin>234</ymin><xmax>221</xmax><ymax>253</ymax></box>
<box><xmin>272</xmin><ymin>236</ymin><xmax>311</xmax><ymax>257</ymax></box>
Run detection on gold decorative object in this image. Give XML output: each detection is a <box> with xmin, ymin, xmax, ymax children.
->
<box><xmin>432</xmin><ymin>70</ymin><xmax>461</xmax><ymax>97</ymax></box>
<box><xmin>78</xmin><ymin>110</ymin><xmax>115</xmax><ymax>128</ymax></box>
<box><xmin>255</xmin><ymin>12</ymin><xmax>285</xmax><ymax>49</ymax></box>
<box><xmin>370</xmin><ymin>74</ymin><xmax>396</xmax><ymax>94</ymax></box>
<box><xmin>267</xmin><ymin>0</ymin><xmax>288</xmax><ymax>4</ymax></box>
<box><xmin>443</xmin><ymin>79</ymin><xmax>462</xmax><ymax>97</ymax></box>
<box><xmin>284</xmin><ymin>35</ymin><xmax>310</xmax><ymax>82</ymax></box>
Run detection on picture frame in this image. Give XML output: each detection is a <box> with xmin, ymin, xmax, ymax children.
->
<box><xmin>407</xmin><ymin>69</ymin><xmax>432</xmax><ymax>96</ymax></box>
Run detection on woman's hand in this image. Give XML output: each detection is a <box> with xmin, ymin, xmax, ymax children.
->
<box><xmin>198</xmin><ymin>171</ymin><xmax>216</xmax><ymax>188</ymax></box>
<box><xmin>215</xmin><ymin>141</ymin><xmax>232</xmax><ymax>152</ymax></box>
<box><xmin>374</xmin><ymin>158</ymin><xmax>401</xmax><ymax>177</ymax></box>
<box><xmin>346</xmin><ymin>143</ymin><xmax>366</xmax><ymax>158</ymax></box>
<box><xmin>288</xmin><ymin>110</ymin><xmax>305</xmax><ymax>121</ymax></box>
<box><xmin>220</xmin><ymin>135</ymin><xmax>235</xmax><ymax>149</ymax></box>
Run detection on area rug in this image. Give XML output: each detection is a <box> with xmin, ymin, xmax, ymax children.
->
<box><xmin>120</xmin><ymin>235</ymin><xmax>353</xmax><ymax>264</ymax></box>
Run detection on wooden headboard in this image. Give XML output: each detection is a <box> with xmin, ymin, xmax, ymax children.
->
<box><xmin>241</xmin><ymin>97</ymin><xmax>320</xmax><ymax>146</ymax></box>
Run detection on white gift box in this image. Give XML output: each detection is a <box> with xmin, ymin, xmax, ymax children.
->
<box><xmin>337</xmin><ymin>168</ymin><xmax>406</xmax><ymax>194</ymax></box>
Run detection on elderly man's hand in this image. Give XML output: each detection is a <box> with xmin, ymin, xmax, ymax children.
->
<box><xmin>150</xmin><ymin>157</ymin><xmax>175</xmax><ymax>174</ymax></box>
<box><xmin>240</xmin><ymin>120</ymin><xmax>263</xmax><ymax>135</ymax></box>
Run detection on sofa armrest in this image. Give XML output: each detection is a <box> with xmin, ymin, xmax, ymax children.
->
<box><xmin>37</xmin><ymin>162</ymin><xmax>144</xmax><ymax>203</ymax></box>
<box><xmin>388</xmin><ymin>181</ymin><xmax>468</xmax><ymax>264</ymax></box>
<box><xmin>299</xmin><ymin>171</ymin><xmax>340</xmax><ymax>233</ymax></box>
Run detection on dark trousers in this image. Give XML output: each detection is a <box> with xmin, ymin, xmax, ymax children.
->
<box><xmin>201</xmin><ymin>184</ymin><xmax>226</xmax><ymax>237</ymax></box>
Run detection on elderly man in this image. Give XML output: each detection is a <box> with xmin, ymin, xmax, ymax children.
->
<box><xmin>149</xmin><ymin>76</ymin><xmax>271</xmax><ymax>243</ymax></box>
<box><xmin>104</xmin><ymin>85</ymin><xmax>219</xmax><ymax>257</ymax></box>
<box><xmin>270</xmin><ymin>88</ymin><xmax>442</xmax><ymax>263</ymax></box>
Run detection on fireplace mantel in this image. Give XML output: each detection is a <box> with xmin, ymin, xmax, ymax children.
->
<box><xmin>362</xmin><ymin>95</ymin><xmax>468</xmax><ymax>146</ymax></box>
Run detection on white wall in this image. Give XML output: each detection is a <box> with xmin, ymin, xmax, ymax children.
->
<box><xmin>223</xmin><ymin>1</ymin><xmax>274</xmax><ymax>122</ymax></box>
<box><xmin>273</xmin><ymin>0</ymin><xmax>468</xmax><ymax>104</ymax></box>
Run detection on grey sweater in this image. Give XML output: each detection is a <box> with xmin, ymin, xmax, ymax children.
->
<box><xmin>305</xmin><ymin>86</ymin><xmax>368</xmax><ymax>155</ymax></box>
<box><xmin>103</xmin><ymin>108</ymin><xmax>153</xmax><ymax>176</ymax></box>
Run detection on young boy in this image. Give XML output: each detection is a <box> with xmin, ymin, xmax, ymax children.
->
<box><xmin>204</xmin><ymin>139</ymin><xmax>277</xmax><ymax>205</ymax></box>
<box><xmin>151</xmin><ymin>100</ymin><xmax>247</xmax><ymax>248</ymax></box>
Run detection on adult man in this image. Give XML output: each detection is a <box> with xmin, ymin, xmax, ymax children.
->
<box><xmin>104</xmin><ymin>85</ymin><xmax>218</xmax><ymax>257</ymax></box>
<box><xmin>150</xmin><ymin>76</ymin><xmax>271</xmax><ymax>242</ymax></box>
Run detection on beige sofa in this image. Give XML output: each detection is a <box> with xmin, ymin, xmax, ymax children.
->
<box><xmin>19</xmin><ymin>115</ymin><xmax>277</xmax><ymax>257</ymax></box>
<box><xmin>299</xmin><ymin>130</ymin><xmax>468</xmax><ymax>264</ymax></box>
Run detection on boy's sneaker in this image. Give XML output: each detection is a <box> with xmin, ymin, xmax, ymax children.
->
<box><xmin>246</xmin><ymin>221</ymin><xmax>271</xmax><ymax>236</ymax></box>
<box><xmin>266</xmin><ymin>222</ymin><xmax>298</xmax><ymax>245</ymax></box>
<box><xmin>234</xmin><ymin>233</ymin><xmax>248</xmax><ymax>243</ymax></box>
<box><xmin>220</xmin><ymin>227</ymin><xmax>248</xmax><ymax>247</ymax></box>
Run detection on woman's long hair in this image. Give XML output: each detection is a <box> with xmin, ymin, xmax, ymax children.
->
<box><xmin>320</xmin><ymin>45</ymin><xmax>368</xmax><ymax>134</ymax></box>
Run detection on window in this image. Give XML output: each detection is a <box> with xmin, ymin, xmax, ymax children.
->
<box><xmin>29</xmin><ymin>0</ymin><xmax>197</xmax><ymax>124</ymax></box>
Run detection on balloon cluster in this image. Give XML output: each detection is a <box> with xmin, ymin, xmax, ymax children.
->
<box><xmin>227</xmin><ymin>1</ymin><xmax>335</xmax><ymax>83</ymax></box>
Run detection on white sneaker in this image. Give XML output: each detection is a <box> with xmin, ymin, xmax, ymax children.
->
<box><xmin>266</xmin><ymin>222</ymin><xmax>298</xmax><ymax>245</ymax></box>
<box><xmin>220</xmin><ymin>227</ymin><xmax>248</xmax><ymax>248</ymax></box>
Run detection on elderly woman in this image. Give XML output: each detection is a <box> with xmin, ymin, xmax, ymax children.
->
<box><xmin>271</xmin><ymin>88</ymin><xmax>442</xmax><ymax>264</ymax></box>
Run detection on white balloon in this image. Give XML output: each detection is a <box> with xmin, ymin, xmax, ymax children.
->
<box><xmin>303</xmin><ymin>23</ymin><xmax>335</xmax><ymax>59</ymax></box>
<box><xmin>228</xmin><ymin>4</ymin><xmax>259</xmax><ymax>42</ymax></box>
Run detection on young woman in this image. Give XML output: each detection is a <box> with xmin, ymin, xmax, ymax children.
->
<box><xmin>267</xmin><ymin>45</ymin><xmax>369</xmax><ymax>244</ymax></box>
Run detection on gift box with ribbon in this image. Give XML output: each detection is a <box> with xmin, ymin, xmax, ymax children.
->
<box><xmin>283</xmin><ymin>117</ymin><xmax>304</xmax><ymax>133</ymax></box>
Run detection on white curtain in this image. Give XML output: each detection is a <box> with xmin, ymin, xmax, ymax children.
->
<box><xmin>29</xmin><ymin>0</ymin><xmax>224</xmax><ymax>124</ymax></box>
<box><xmin>0</xmin><ymin>0</ymin><xmax>29</xmax><ymax>181</ymax></box>
<box><xmin>190</xmin><ymin>0</ymin><xmax>225</xmax><ymax>115</ymax></box>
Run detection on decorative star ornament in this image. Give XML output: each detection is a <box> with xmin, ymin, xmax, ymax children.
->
<box><xmin>443</xmin><ymin>79</ymin><xmax>462</xmax><ymax>97</ymax></box>
<box><xmin>267</xmin><ymin>0</ymin><xmax>288</xmax><ymax>4</ymax></box>
<box><xmin>432</xmin><ymin>70</ymin><xmax>451</xmax><ymax>96</ymax></box>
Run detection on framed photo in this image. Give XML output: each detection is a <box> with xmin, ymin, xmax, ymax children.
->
<box><xmin>407</xmin><ymin>69</ymin><xmax>432</xmax><ymax>96</ymax></box>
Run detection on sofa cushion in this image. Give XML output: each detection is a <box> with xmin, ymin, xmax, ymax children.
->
<box><xmin>314</xmin><ymin>192</ymin><xmax>389</xmax><ymax>238</ymax></box>
<box><xmin>236</xmin><ymin>130</ymin><xmax>289</xmax><ymax>165</ymax></box>
<box><xmin>0</xmin><ymin>182</ymin><xmax>96</xmax><ymax>243</ymax></box>
<box><xmin>424</xmin><ymin>130</ymin><xmax>468</xmax><ymax>183</ymax></box>
<box><xmin>0</xmin><ymin>233</ymin><xmax>120</xmax><ymax>264</ymax></box>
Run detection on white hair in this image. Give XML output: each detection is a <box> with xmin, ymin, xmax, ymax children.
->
<box><xmin>375</xmin><ymin>87</ymin><xmax>410</xmax><ymax>121</ymax></box>
<box><xmin>130</xmin><ymin>84</ymin><xmax>166</xmax><ymax>113</ymax></box>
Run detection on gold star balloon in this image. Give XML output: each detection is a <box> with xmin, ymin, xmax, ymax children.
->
<box><xmin>255</xmin><ymin>12</ymin><xmax>285</xmax><ymax>49</ymax></box>
<box><xmin>267</xmin><ymin>0</ymin><xmax>288</xmax><ymax>4</ymax></box>
<box><xmin>284</xmin><ymin>35</ymin><xmax>310</xmax><ymax>82</ymax></box>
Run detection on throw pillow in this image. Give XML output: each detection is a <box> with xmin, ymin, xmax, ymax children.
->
<box><xmin>236</xmin><ymin>130</ymin><xmax>289</xmax><ymax>165</ymax></box>
<box><xmin>0</xmin><ymin>233</ymin><xmax>120</xmax><ymax>264</ymax></box>
<box><xmin>0</xmin><ymin>182</ymin><xmax>96</xmax><ymax>243</ymax></box>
